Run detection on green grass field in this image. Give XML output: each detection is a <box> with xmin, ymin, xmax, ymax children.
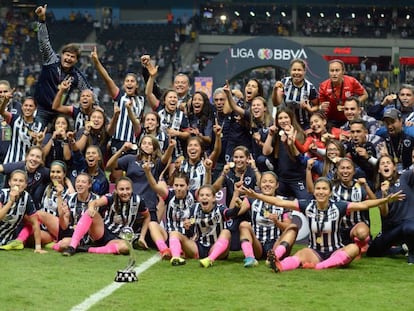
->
<box><xmin>1</xmin><ymin>209</ymin><xmax>413</xmax><ymax>311</ymax></box>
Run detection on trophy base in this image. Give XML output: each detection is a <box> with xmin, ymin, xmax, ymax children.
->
<box><xmin>114</xmin><ymin>270</ymin><xmax>138</xmax><ymax>282</ymax></box>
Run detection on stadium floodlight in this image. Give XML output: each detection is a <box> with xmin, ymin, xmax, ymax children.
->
<box><xmin>250</xmin><ymin>11</ymin><xmax>255</xmax><ymax>17</ymax></box>
<box><xmin>281</xmin><ymin>11</ymin><xmax>286</xmax><ymax>17</ymax></box>
<box><xmin>234</xmin><ymin>11</ymin><xmax>240</xmax><ymax>17</ymax></box>
<box><xmin>320</xmin><ymin>12</ymin><xmax>324</xmax><ymax>18</ymax></box>
<box><xmin>381</xmin><ymin>13</ymin><xmax>384</xmax><ymax>18</ymax></box>
<box><xmin>367</xmin><ymin>13</ymin><xmax>371</xmax><ymax>19</ymax></box>
<box><xmin>351</xmin><ymin>13</ymin><xmax>356</xmax><ymax>19</ymax></box>
<box><xmin>306</xmin><ymin>12</ymin><xmax>311</xmax><ymax>18</ymax></box>
<box><xmin>266</xmin><ymin>11</ymin><xmax>271</xmax><ymax>18</ymax></box>
<box><xmin>336</xmin><ymin>12</ymin><xmax>340</xmax><ymax>18</ymax></box>
<box><xmin>220</xmin><ymin>15</ymin><xmax>227</xmax><ymax>22</ymax></box>
<box><xmin>406</xmin><ymin>14</ymin><xmax>410</xmax><ymax>20</ymax></box>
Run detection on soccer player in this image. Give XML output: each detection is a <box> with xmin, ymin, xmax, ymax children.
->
<box><xmin>319</xmin><ymin>59</ymin><xmax>368</xmax><ymax>127</ymax></box>
<box><xmin>0</xmin><ymin>170</ymin><xmax>46</xmax><ymax>253</ymax></box>
<box><xmin>272</xmin><ymin>58</ymin><xmax>319</xmax><ymax>130</ymax></box>
<box><xmin>367</xmin><ymin>155</ymin><xmax>414</xmax><ymax>264</ymax></box>
<box><xmin>243</xmin><ymin>177</ymin><xmax>404</xmax><ymax>272</ymax></box>
<box><xmin>236</xmin><ymin>172</ymin><xmax>298</xmax><ymax>268</ymax></box>
<box><xmin>61</xmin><ymin>177</ymin><xmax>149</xmax><ymax>256</ymax></box>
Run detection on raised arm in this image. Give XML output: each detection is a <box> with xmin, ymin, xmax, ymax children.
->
<box><xmin>142</xmin><ymin>161</ymin><xmax>168</xmax><ymax>198</ymax></box>
<box><xmin>106</xmin><ymin>104</ymin><xmax>120</xmax><ymax>136</ymax></box>
<box><xmin>271</xmin><ymin>81</ymin><xmax>284</xmax><ymax>107</ymax></box>
<box><xmin>144</xmin><ymin>61</ymin><xmax>160</xmax><ymax>110</ymax></box>
<box><xmin>223</xmin><ymin>81</ymin><xmax>245</xmax><ymax>116</ymax></box>
<box><xmin>51</xmin><ymin>78</ymin><xmax>73</xmax><ymax>115</ymax></box>
<box><xmin>35</xmin><ymin>5</ymin><xmax>59</xmax><ymax>65</ymax></box>
<box><xmin>347</xmin><ymin>190</ymin><xmax>405</xmax><ymax>212</ymax></box>
<box><xmin>90</xmin><ymin>46</ymin><xmax>119</xmax><ymax>98</ymax></box>
<box><xmin>242</xmin><ymin>186</ymin><xmax>300</xmax><ymax>211</ymax></box>
<box><xmin>125</xmin><ymin>99</ymin><xmax>141</xmax><ymax>137</ymax></box>
<box><xmin>208</xmin><ymin>121</ymin><xmax>222</xmax><ymax>165</ymax></box>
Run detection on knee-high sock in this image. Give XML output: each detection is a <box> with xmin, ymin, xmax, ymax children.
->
<box><xmin>17</xmin><ymin>225</ymin><xmax>33</xmax><ymax>243</ymax></box>
<box><xmin>155</xmin><ymin>239</ymin><xmax>168</xmax><ymax>252</ymax></box>
<box><xmin>315</xmin><ymin>250</ymin><xmax>352</xmax><ymax>270</ymax></box>
<box><xmin>169</xmin><ymin>237</ymin><xmax>182</xmax><ymax>257</ymax></box>
<box><xmin>88</xmin><ymin>244</ymin><xmax>119</xmax><ymax>254</ymax></box>
<box><xmin>241</xmin><ymin>240</ymin><xmax>255</xmax><ymax>258</ymax></box>
<box><xmin>208</xmin><ymin>238</ymin><xmax>229</xmax><ymax>261</ymax></box>
<box><xmin>69</xmin><ymin>213</ymin><xmax>93</xmax><ymax>249</ymax></box>
<box><xmin>280</xmin><ymin>256</ymin><xmax>301</xmax><ymax>271</ymax></box>
<box><xmin>274</xmin><ymin>244</ymin><xmax>287</xmax><ymax>259</ymax></box>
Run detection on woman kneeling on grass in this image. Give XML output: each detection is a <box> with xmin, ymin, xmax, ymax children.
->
<box><xmin>61</xmin><ymin>176</ymin><xmax>150</xmax><ymax>256</ymax></box>
<box><xmin>235</xmin><ymin>171</ymin><xmax>298</xmax><ymax>268</ymax></box>
<box><xmin>242</xmin><ymin>177</ymin><xmax>405</xmax><ymax>272</ymax></box>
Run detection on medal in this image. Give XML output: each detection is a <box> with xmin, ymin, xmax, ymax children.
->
<box><xmin>394</xmin><ymin>157</ymin><xmax>399</xmax><ymax>164</ymax></box>
<box><xmin>316</xmin><ymin>236</ymin><xmax>322</xmax><ymax>244</ymax></box>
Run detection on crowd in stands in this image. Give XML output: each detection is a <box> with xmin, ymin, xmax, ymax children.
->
<box><xmin>1</xmin><ymin>5</ymin><xmax>414</xmax><ymax>273</ymax></box>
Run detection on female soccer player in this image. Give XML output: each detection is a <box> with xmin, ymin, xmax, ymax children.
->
<box><xmin>242</xmin><ymin>177</ymin><xmax>404</xmax><ymax>272</ymax></box>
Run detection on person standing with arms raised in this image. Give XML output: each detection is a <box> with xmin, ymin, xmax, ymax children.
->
<box><xmin>34</xmin><ymin>5</ymin><xmax>94</xmax><ymax>127</ymax></box>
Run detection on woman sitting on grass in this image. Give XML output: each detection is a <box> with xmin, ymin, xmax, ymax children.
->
<box><xmin>367</xmin><ymin>154</ymin><xmax>414</xmax><ymax>264</ymax></box>
<box><xmin>60</xmin><ymin>176</ymin><xmax>150</xmax><ymax>256</ymax></box>
<box><xmin>235</xmin><ymin>171</ymin><xmax>298</xmax><ymax>268</ymax></box>
<box><xmin>242</xmin><ymin>177</ymin><xmax>405</xmax><ymax>272</ymax></box>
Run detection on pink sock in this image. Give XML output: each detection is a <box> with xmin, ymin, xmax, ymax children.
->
<box><xmin>155</xmin><ymin>239</ymin><xmax>168</xmax><ymax>252</ymax></box>
<box><xmin>274</xmin><ymin>244</ymin><xmax>287</xmax><ymax>259</ymax></box>
<box><xmin>315</xmin><ymin>250</ymin><xmax>352</xmax><ymax>270</ymax></box>
<box><xmin>52</xmin><ymin>241</ymin><xmax>61</xmax><ymax>251</ymax></box>
<box><xmin>208</xmin><ymin>238</ymin><xmax>229</xmax><ymax>261</ymax></box>
<box><xmin>17</xmin><ymin>225</ymin><xmax>33</xmax><ymax>243</ymax></box>
<box><xmin>241</xmin><ymin>240</ymin><xmax>255</xmax><ymax>258</ymax></box>
<box><xmin>70</xmin><ymin>213</ymin><xmax>93</xmax><ymax>249</ymax></box>
<box><xmin>89</xmin><ymin>244</ymin><xmax>119</xmax><ymax>254</ymax></box>
<box><xmin>280</xmin><ymin>256</ymin><xmax>301</xmax><ymax>271</ymax></box>
<box><xmin>169</xmin><ymin>237</ymin><xmax>182</xmax><ymax>257</ymax></box>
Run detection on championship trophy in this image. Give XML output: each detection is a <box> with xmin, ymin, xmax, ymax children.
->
<box><xmin>114</xmin><ymin>227</ymin><xmax>138</xmax><ymax>282</ymax></box>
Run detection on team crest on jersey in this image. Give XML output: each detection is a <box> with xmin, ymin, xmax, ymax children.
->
<box><xmin>351</xmin><ymin>185</ymin><xmax>362</xmax><ymax>202</ymax></box>
<box><xmin>403</xmin><ymin>139</ymin><xmax>412</xmax><ymax>147</ymax></box>
<box><xmin>244</xmin><ymin>176</ymin><xmax>252</xmax><ymax>185</ymax></box>
<box><xmin>34</xmin><ymin>171</ymin><xmax>42</xmax><ymax>181</ymax></box>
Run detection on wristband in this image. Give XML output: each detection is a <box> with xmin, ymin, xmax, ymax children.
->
<box><xmin>35</xmin><ymin>244</ymin><xmax>41</xmax><ymax>251</ymax></box>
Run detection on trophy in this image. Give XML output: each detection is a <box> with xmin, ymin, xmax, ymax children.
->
<box><xmin>114</xmin><ymin>227</ymin><xmax>138</xmax><ymax>282</ymax></box>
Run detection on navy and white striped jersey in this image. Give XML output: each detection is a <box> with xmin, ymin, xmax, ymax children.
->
<box><xmin>65</xmin><ymin>192</ymin><xmax>100</xmax><ymax>230</ymax></box>
<box><xmin>281</xmin><ymin>76</ymin><xmax>318</xmax><ymax>128</ymax></box>
<box><xmin>179</xmin><ymin>160</ymin><xmax>207</xmax><ymax>191</ymax></box>
<box><xmin>298</xmin><ymin>199</ymin><xmax>349</xmax><ymax>253</ymax></box>
<box><xmin>249</xmin><ymin>198</ymin><xmax>292</xmax><ymax>243</ymax></box>
<box><xmin>4</xmin><ymin>115</ymin><xmax>43</xmax><ymax>164</ymax></box>
<box><xmin>40</xmin><ymin>185</ymin><xmax>71</xmax><ymax>216</ymax></box>
<box><xmin>73</xmin><ymin>106</ymin><xmax>90</xmax><ymax>132</ymax></box>
<box><xmin>156</xmin><ymin>107</ymin><xmax>189</xmax><ymax>158</ymax></box>
<box><xmin>332</xmin><ymin>181</ymin><xmax>369</xmax><ymax>229</ymax></box>
<box><xmin>137</xmin><ymin>130</ymin><xmax>169</xmax><ymax>152</ymax></box>
<box><xmin>103</xmin><ymin>193</ymin><xmax>147</xmax><ymax>236</ymax></box>
<box><xmin>0</xmin><ymin>190</ymin><xmax>36</xmax><ymax>245</ymax></box>
<box><xmin>190</xmin><ymin>203</ymin><xmax>227</xmax><ymax>248</ymax></box>
<box><xmin>162</xmin><ymin>189</ymin><xmax>196</xmax><ymax>235</ymax></box>
<box><xmin>113</xmin><ymin>92</ymin><xmax>145</xmax><ymax>143</ymax></box>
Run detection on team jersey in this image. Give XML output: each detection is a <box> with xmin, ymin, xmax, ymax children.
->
<box><xmin>2</xmin><ymin>162</ymin><xmax>50</xmax><ymax>209</ymax></box>
<box><xmin>249</xmin><ymin>198</ymin><xmax>292</xmax><ymax>243</ymax></box>
<box><xmin>40</xmin><ymin>184</ymin><xmax>71</xmax><ymax>216</ymax></box>
<box><xmin>298</xmin><ymin>199</ymin><xmax>349</xmax><ymax>253</ymax></box>
<box><xmin>103</xmin><ymin>193</ymin><xmax>148</xmax><ymax>236</ymax></box>
<box><xmin>332</xmin><ymin>181</ymin><xmax>369</xmax><ymax>229</ymax></box>
<box><xmin>156</xmin><ymin>106</ymin><xmax>189</xmax><ymax>159</ymax></box>
<box><xmin>4</xmin><ymin>114</ymin><xmax>43</xmax><ymax>164</ymax></box>
<box><xmin>281</xmin><ymin>76</ymin><xmax>318</xmax><ymax>128</ymax></box>
<box><xmin>137</xmin><ymin>129</ymin><xmax>169</xmax><ymax>152</ymax></box>
<box><xmin>117</xmin><ymin>155</ymin><xmax>166</xmax><ymax>211</ymax></box>
<box><xmin>179</xmin><ymin>160</ymin><xmax>208</xmax><ymax>191</ymax></box>
<box><xmin>190</xmin><ymin>203</ymin><xmax>229</xmax><ymax>248</ymax></box>
<box><xmin>112</xmin><ymin>92</ymin><xmax>145</xmax><ymax>143</ymax></box>
<box><xmin>319</xmin><ymin>75</ymin><xmax>366</xmax><ymax>123</ymax></box>
<box><xmin>72</xmin><ymin>106</ymin><xmax>90</xmax><ymax>132</ymax></box>
<box><xmin>162</xmin><ymin>189</ymin><xmax>196</xmax><ymax>235</ymax></box>
<box><xmin>0</xmin><ymin>190</ymin><xmax>36</xmax><ymax>245</ymax></box>
<box><xmin>65</xmin><ymin>192</ymin><xmax>100</xmax><ymax>230</ymax></box>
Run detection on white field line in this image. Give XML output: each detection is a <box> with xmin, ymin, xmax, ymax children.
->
<box><xmin>71</xmin><ymin>255</ymin><xmax>160</xmax><ymax>311</ymax></box>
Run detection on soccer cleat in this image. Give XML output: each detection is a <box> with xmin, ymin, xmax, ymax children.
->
<box><xmin>243</xmin><ymin>257</ymin><xmax>258</xmax><ymax>268</ymax></box>
<box><xmin>44</xmin><ymin>242</ymin><xmax>56</xmax><ymax>250</ymax></box>
<box><xmin>171</xmin><ymin>257</ymin><xmax>186</xmax><ymax>266</ymax></box>
<box><xmin>62</xmin><ymin>246</ymin><xmax>76</xmax><ymax>256</ymax></box>
<box><xmin>0</xmin><ymin>240</ymin><xmax>24</xmax><ymax>250</ymax></box>
<box><xmin>76</xmin><ymin>245</ymin><xmax>91</xmax><ymax>253</ymax></box>
<box><xmin>160</xmin><ymin>248</ymin><xmax>172</xmax><ymax>260</ymax></box>
<box><xmin>267</xmin><ymin>250</ymin><xmax>282</xmax><ymax>273</ymax></box>
<box><xmin>199</xmin><ymin>257</ymin><xmax>213</xmax><ymax>268</ymax></box>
